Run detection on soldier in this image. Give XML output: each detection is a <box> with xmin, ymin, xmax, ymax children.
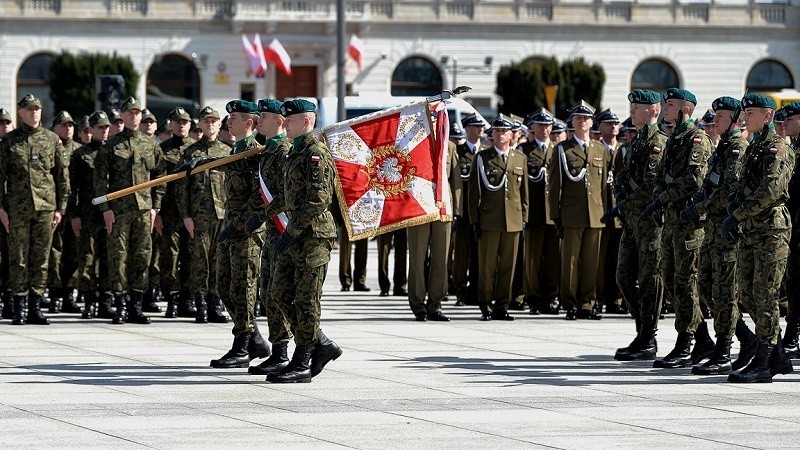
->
<box><xmin>219</xmin><ymin>115</ymin><xmax>235</xmax><ymax>146</ymax></box>
<box><xmin>610</xmin><ymin>89</ymin><xmax>667</xmax><ymax>361</ymax></box>
<box><xmin>156</xmin><ymin>120</ymin><xmax>171</xmax><ymax>143</ymax></box>
<box><xmin>107</xmin><ymin>108</ymin><xmax>124</xmax><ymax>137</ymax></box>
<box><xmin>468</xmin><ymin>115</ymin><xmax>528</xmax><ymax>321</ymax></box>
<box><xmin>77</xmin><ymin>115</ymin><xmax>92</xmax><ymax>145</ymax></box>
<box><xmin>266</xmin><ymin>99</ymin><xmax>342</xmax><ymax>383</ymax></box>
<box><xmin>519</xmin><ymin>108</ymin><xmax>560</xmax><ymax>315</ymax></box>
<box><xmin>0</xmin><ymin>94</ymin><xmax>69</xmax><ymax>325</ymax></box>
<box><xmin>0</xmin><ymin>108</ymin><xmax>12</xmax><ymax>140</ymax></box>
<box><xmin>642</xmin><ymin>88</ymin><xmax>715</xmax><ymax>368</ymax></box>
<box><xmin>683</xmin><ymin>97</ymin><xmax>757</xmax><ymax>375</ymax></box>
<box><xmin>725</xmin><ymin>93</ymin><xmax>794</xmax><ymax>383</ymax></box>
<box><xmin>335</xmin><ymin>205</ymin><xmax>370</xmax><ymax>292</ymax></box>
<box><xmin>189</xmin><ymin>118</ymin><xmax>203</xmax><ymax>141</ymax></box>
<box><xmin>139</xmin><ymin>109</ymin><xmax>158</xmax><ymax>138</ymax></box>
<box><xmin>781</xmin><ymin>102</ymin><xmax>800</xmax><ymax>357</ymax></box>
<box><xmin>376</xmin><ymin>230</ymin><xmax>407</xmax><ymax>297</ymax></box>
<box><xmin>773</xmin><ymin>109</ymin><xmax>787</xmax><ymax>141</ymax></box>
<box><xmin>94</xmin><ymin>97</ymin><xmax>165</xmax><ymax>325</ymax></box>
<box><xmin>449</xmin><ymin>122</ymin><xmax>465</xmax><ymax>146</ymax></box>
<box><xmin>549</xmin><ymin>101</ymin><xmax>608</xmax><ymax>320</ymax></box>
<box><xmin>550</xmin><ymin>119</ymin><xmax>567</xmax><ymax>144</ymax></box>
<box><xmin>0</xmin><ymin>108</ymin><xmax>12</xmax><ymax>319</ymax></box>
<box><xmin>176</xmin><ymin>106</ymin><xmax>229</xmax><ymax>324</ymax></box>
<box><xmin>47</xmin><ymin>111</ymin><xmax>81</xmax><ymax>314</ymax></box>
<box><xmin>70</xmin><ymin>111</ymin><xmax>115</xmax><ymax>319</ymax></box>
<box><xmin>701</xmin><ymin>109</ymin><xmax>720</xmax><ymax>146</ymax></box>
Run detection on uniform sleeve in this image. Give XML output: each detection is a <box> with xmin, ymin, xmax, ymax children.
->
<box><xmin>176</xmin><ymin>146</ymin><xmax>192</xmax><ymax>219</ymax></box>
<box><xmin>54</xmin><ymin>139</ymin><xmax>69</xmax><ymax>213</ymax></box>
<box><xmin>262</xmin><ymin>143</ymin><xmax>289</xmax><ymax>220</ymax></box>
<box><xmin>696</xmin><ymin>142</ymin><xmax>744</xmax><ymax>216</ymax></box>
<box><xmin>468</xmin><ymin>153</ymin><xmax>481</xmax><ymax>224</ymax></box>
<box><xmin>150</xmin><ymin>143</ymin><xmax>166</xmax><ymax>210</ymax></box>
<box><xmin>66</xmin><ymin>151</ymin><xmax>80</xmax><ymax>219</ymax></box>
<box><xmin>658</xmin><ymin>134</ymin><xmax>711</xmax><ymax>204</ymax></box>
<box><xmin>285</xmin><ymin>147</ymin><xmax>334</xmax><ymax>238</ymax></box>
<box><xmin>449</xmin><ymin>148</ymin><xmax>463</xmax><ymax>217</ymax></box>
<box><xmin>733</xmin><ymin>144</ymin><xmax>792</xmax><ymax>222</ymax></box>
<box><xmin>547</xmin><ymin>146</ymin><xmax>562</xmax><ymax>221</ymax></box>
<box><xmin>94</xmin><ymin>145</ymin><xmax>111</xmax><ymax>212</ymax></box>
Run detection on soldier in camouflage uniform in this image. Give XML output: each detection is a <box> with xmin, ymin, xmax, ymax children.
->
<box><xmin>642</xmin><ymin>88</ymin><xmax>715</xmax><ymax>369</ymax></box>
<box><xmin>0</xmin><ymin>108</ymin><xmax>11</xmax><ymax>320</ymax></box>
<box><xmin>782</xmin><ymin>102</ymin><xmax>800</xmax><ymax>358</ymax></box>
<box><xmin>47</xmin><ymin>111</ymin><xmax>82</xmax><ymax>314</ymax></box>
<box><xmin>0</xmin><ymin>94</ymin><xmax>69</xmax><ymax>325</ymax></box>
<box><xmin>684</xmin><ymin>97</ymin><xmax>758</xmax><ymax>375</ymax></box>
<box><xmin>176</xmin><ymin>106</ymin><xmax>229</xmax><ymax>324</ymax></box>
<box><xmin>70</xmin><ymin>111</ymin><xmax>115</xmax><ymax>320</ymax></box>
<box><xmin>77</xmin><ymin>115</ymin><xmax>92</xmax><ymax>145</ymax></box>
<box><xmin>267</xmin><ymin>99</ymin><xmax>342</xmax><ymax>383</ymax></box>
<box><xmin>726</xmin><ymin>93</ymin><xmax>794</xmax><ymax>383</ymax></box>
<box><xmin>94</xmin><ymin>97</ymin><xmax>165</xmax><ymax>325</ymax></box>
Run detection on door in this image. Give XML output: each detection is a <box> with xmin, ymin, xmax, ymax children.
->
<box><xmin>275</xmin><ymin>66</ymin><xmax>318</xmax><ymax>100</ymax></box>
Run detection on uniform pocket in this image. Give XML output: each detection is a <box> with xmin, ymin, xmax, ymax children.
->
<box><xmin>723</xmin><ymin>250</ymin><xmax>737</xmax><ymax>263</ymax></box>
<box><xmin>305</xmin><ymin>243</ymin><xmax>331</xmax><ymax>268</ymax></box>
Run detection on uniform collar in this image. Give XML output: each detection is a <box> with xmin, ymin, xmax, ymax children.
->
<box><xmin>266</xmin><ymin>132</ymin><xmax>286</xmax><ymax>147</ymax></box>
<box><xmin>292</xmin><ymin>131</ymin><xmax>311</xmax><ymax>149</ymax></box>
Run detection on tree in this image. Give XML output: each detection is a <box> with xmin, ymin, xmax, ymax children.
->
<box><xmin>556</xmin><ymin>58</ymin><xmax>605</xmax><ymax>116</ymax></box>
<box><xmin>49</xmin><ymin>51</ymin><xmax>139</xmax><ymax>119</ymax></box>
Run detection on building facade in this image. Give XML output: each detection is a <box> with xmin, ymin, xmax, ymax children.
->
<box><xmin>1</xmin><ymin>0</ymin><xmax>798</xmax><ymax>125</ymax></box>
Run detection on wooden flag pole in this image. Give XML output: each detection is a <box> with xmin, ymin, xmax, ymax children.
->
<box><xmin>91</xmin><ymin>145</ymin><xmax>265</xmax><ymax>205</ymax></box>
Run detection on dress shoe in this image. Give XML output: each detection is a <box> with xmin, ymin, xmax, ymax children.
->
<box><xmin>340</xmin><ymin>285</ymin><xmax>350</xmax><ymax>292</ymax></box>
<box><xmin>529</xmin><ymin>307</ymin><xmax>542</xmax><ymax>315</ymax></box>
<box><xmin>480</xmin><ymin>313</ymin><xmax>492</xmax><ymax>321</ymax></box>
<box><xmin>353</xmin><ymin>284</ymin><xmax>371</xmax><ymax>292</ymax></box>
<box><xmin>427</xmin><ymin>311</ymin><xmax>450</xmax><ymax>322</ymax></box>
<box><xmin>565</xmin><ymin>309</ymin><xmax>577</xmax><ymax>320</ymax></box>
<box><xmin>491</xmin><ymin>311</ymin><xmax>514</xmax><ymax>321</ymax></box>
<box><xmin>454</xmin><ymin>299</ymin><xmax>467</xmax><ymax>306</ymax></box>
<box><xmin>508</xmin><ymin>301</ymin><xmax>526</xmax><ymax>311</ymax></box>
<box><xmin>379</xmin><ymin>290</ymin><xmax>390</xmax><ymax>297</ymax></box>
<box><xmin>541</xmin><ymin>304</ymin><xmax>560</xmax><ymax>315</ymax></box>
<box><xmin>414</xmin><ymin>312</ymin><xmax>427</xmax><ymax>322</ymax></box>
<box><xmin>605</xmin><ymin>303</ymin><xmax>628</xmax><ymax>315</ymax></box>
<box><xmin>393</xmin><ymin>288</ymin><xmax>408</xmax><ymax>296</ymax></box>
<box><xmin>576</xmin><ymin>309</ymin><xmax>602</xmax><ymax>320</ymax></box>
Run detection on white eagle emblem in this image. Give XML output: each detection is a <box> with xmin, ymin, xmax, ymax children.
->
<box><xmin>376</xmin><ymin>157</ymin><xmax>403</xmax><ymax>183</ymax></box>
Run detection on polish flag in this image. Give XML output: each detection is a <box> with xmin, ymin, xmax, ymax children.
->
<box><xmin>265</xmin><ymin>38</ymin><xmax>292</xmax><ymax>76</ymax></box>
<box><xmin>349</xmin><ymin>34</ymin><xmax>364</xmax><ymax>72</ymax></box>
<box><xmin>252</xmin><ymin>33</ymin><xmax>268</xmax><ymax>77</ymax></box>
<box><xmin>241</xmin><ymin>34</ymin><xmax>262</xmax><ymax>74</ymax></box>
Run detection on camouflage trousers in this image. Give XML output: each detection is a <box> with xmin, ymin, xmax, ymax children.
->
<box><xmin>661</xmin><ymin>217</ymin><xmax>703</xmax><ymax>334</ymax></box>
<box><xmin>216</xmin><ymin>229</ymin><xmax>263</xmax><ymax>337</ymax></box>
<box><xmin>271</xmin><ymin>237</ymin><xmax>332</xmax><ymax>346</ymax></box>
<box><xmin>0</xmin><ymin>226</ymin><xmax>8</xmax><ymax>291</ymax></box>
<box><xmin>148</xmin><ymin>231</ymin><xmax>160</xmax><ymax>291</ymax></box>
<box><xmin>697</xmin><ymin>220</ymin><xmax>740</xmax><ymax>340</ymax></box>
<box><xmin>737</xmin><ymin>227</ymin><xmax>790</xmax><ymax>346</ymax></box>
<box><xmin>76</xmin><ymin>216</ymin><xmax>110</xmax><ymax>294</ymax></box>
<box><xmin>186</xmin><ymin>217</ymin><xmax>221</xmax><ymax>296</ymax></box>
<box><xmin>47</xmin><ymin>219</ymin><xmax>79</xmax><ymax>291</ymax></box>
<box><xmin>616</xmin><ymin>218</ymin><xmax>663</xmax><ymax>334</ymax></box>
<box><xmin>784</xmin><ymin>220</ymin><xmax>800</xmax><ymax>326</ymax></box>
<box><xmin>8</xmin><ymin>210</ymin><xmax>55</xmax><ymax>297</ymax></box>
<box><xmin>107</xmin><ymin>210</ymin><xmax>152</xmax><ymax>294</ymax></box>
<box><xmin>159</xmin><ymin>215</ymin><xmax>184</xmax><ymax>295</ymax></box>
<box><xmin>260</xmin><ymin>228</ymin><xmax>292</xmax><ymax>343</ymax></box>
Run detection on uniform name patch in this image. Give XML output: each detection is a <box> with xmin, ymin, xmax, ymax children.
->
<box><xmin>310</xmin><ymin>155</ymin><xmax>321</xmax><ymax>164</ymax></box>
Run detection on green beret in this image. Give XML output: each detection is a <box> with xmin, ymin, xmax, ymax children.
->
<box><xmin>198</xmin><ymin>106</ymin><xmax>220</xmax><ymax>120</ymax></box>
<box><xmin>226</xmin><ymin>100</ymin><xmax>259</xmax><ymax>115</ymax></box>
<box><xmin>782</xmin><ymin>101</ymin><xmax>800</xmax><ymax>119</ymax></box>
<box><xmin>168</xmin><ymin>107</ymin><xmax>191</xmax><ymax>121</ymax></box>
<box><xmin>18</xmin><ymin>93</ymin><xmax>42</xmax><ymax>110</ymax></box>
<box><xmin>627</xmin><ymin>89</ymin><xmax>661</xmax><ymax>105</ymax></box>
<box><xmin>141</xmin><ymin>109</ymin><xmax>156</xmax><ymax>122</ymax></box>
<box><xmin>280</xmin><ymin>99</ymin><xmax>316</xmax><ymax>117</ymax></box>
<box><xmin>120</xmin><ymin>97</ymin><xmax>142</xmax><ymax>112</ymax></box>
<box><xmin>0</xmin><ymin>108</ymin><xmax>11</xmax><ymax>122</ymax></box>
<box><xmin>664</xmin><ymin>88</ymin><xmax>697</xmax><ymax>105</ymax></box>
<box><xmin>89</xmin><ymin>111</ymin><xmax>111</xmax><ymax>127</ymax></box>
<box><xmin>77</xmin><ymin>115</ymin><xmax>90</xmax><ymax>131</ymax></box>
<box><xmin>52</xmin><ymin>110</ymin><xmax>75</xmax><ymax>127</ymax></box>
<box><xmin>741</xmin><ymin>93</ymin><xmax>776</xmax><ymax>110</ymax></box>
<box><xmin>258</xmin><ymin>98</ymin><xmax>283</xmax><ymax>115</ymax></box>
<box><xmin>711</xmin><ymin>96</ymin><xmax>740</xmax><ymax>113</ymax></box>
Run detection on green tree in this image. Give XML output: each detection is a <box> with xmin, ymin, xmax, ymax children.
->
<box><xmin>557</xmin><ymin>58</ymin><xmax>606</xmax><ymax>116</ymax></box>
<box><xmin>49</xmin><ymin>51</ymin><xmax>139</xmax><ymax>119</ymax></box>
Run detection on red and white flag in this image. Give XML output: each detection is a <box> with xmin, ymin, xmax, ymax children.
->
<box><xmin>257</xmin><ymin>171</ymin><xmax>289</xmax><ymax>233</ymax></box>
<box><xmin>323</xmin><ymin>100</ymin><xmax>450</xmax><ymax>240</ymax></box>
<box><xmin>252</xmin><ymin>33</ymin><xmax>268</xmax><ymax>77</ymax></box>
<box><xmin>265</xmin><ymin>38</ymin><xmax>292</xmax><ymax>76</ymax></box>
<box><xmin>241</xmin><ymin>34</ymin><xmax>262</xmax><ymax>75</ymax></box>
<box><xmin>348</xmin><ymin>34</ymin><xmax>365</xmax><ymax>72</ymax></box>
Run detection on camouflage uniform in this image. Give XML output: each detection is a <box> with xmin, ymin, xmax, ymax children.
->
<box><xmin>47</xmin><ymin>136</ymin><xmax>81</xmax><ymax>309</ymax></box>
<box><xmin>783</xmin><ymin>136</ymin><xmax>800</xmax><ymax>346</ymax></box>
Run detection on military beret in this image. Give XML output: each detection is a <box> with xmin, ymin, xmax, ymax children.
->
<box><xmin>52</xmin><ymin>110</ymin><xmax>75</xmax><ymax>127</ymax></box>
<box><xmin>18</xmin><ymin>93</ymin><xmax>42</xmax><ymax>110</ymax></box>
<box><xmin>449</xmin><ymin>122</ymin><xmax>465</xmax><ymax>138</ymax></box>
<box><xmin>88</xmin><ymin>110</ymin><xmax>111</xmax><ymax>127</ymax></box>
<box><xmin>774</xmin><ymin>109</ymin><xmax>785</xmax><ymax>123</ymax></box>
<box><xmin>621</xmin><ymin>117</ymin><xmax>636</xmax><ymax>131</ymax></box>
<box><xmin>120</xmin><ymin>97</ymin><xmax>143</xmax><ymax>112</ymax></box>
<box><xmin>257</xmin><ymin>98</ymin><xmax>283</xmax><ymax>115</ymax></box>
<box><xmin>0</xmin><ymin>108</ymin><xmax>11</xmax><ymax>122</ymax></box>
<box><xmin>107</xmin><ymin>108</ymin><xmax>123</xmax><ymax>122</ymax></box>
<box><xmin>78</xmin><ymin>115</ymin><xmax>90</xmax><ymax>131</ymax></box>
<box><xmin>595</xmin><ymin>108</ymin><xmax>620</xmax><ymax>124</ymax></box>
<box><xmin>741</xmin><ymin>93</ymin><xmax>776</xmax><ymax>110</ymax></box>
<box><xmin>566</xmin><ymin>119</ymin><xmax>574</xmax><ymax>131</ymax></box>
<box><xmin>461</xmin><ymin>113</ymin><xmax>485</xmax><ymax>128</ymax></box>
<box><xmin>627</xmin><ymin>89</ymin><xmax>662</xmax><ymax>105</ymax></box>
<box><xmin>490</xmin><ymin>114</ymin><xmax>514</xmax><ymax>129</ymax></box>
<box><xmin>141</xmin><ymin>109</ymin><xmax>157</xmax><ymax>122</ymax></box>
<box><xmin>701</xmin><ymin>109</ymin><xmax>716</xmax><ymax>124</ymax></box>
<box><xmin>168</xmin><ymin>107</ymin><xmax>191</xmax><ymax>121</ymax></box>
<box><xmin>198</xmin><ymin>106</ymin><xmax>220</xmax><ymax>120</ymax></box>
<box><xmin>568</xmin><ymin>100</ymin><xmax>595</xmax><ymax>117</ymax></box>
<box><xmin>525</xmin><ymin>108</ymin><xmax>554</xmax><ymax>126</ymax></box>
<box><xmin>226</xmin><ymin>99</ymin><xmax>259</xmax><ymax>115</ymax></box>
<box><xmin>551</xmin><ymin>120</ymin><xmax>567</xmax><ymax>133</ymax></box>
<box><xmin>782</xmin><ymin>101</ymin><xmax>800</xmax><ymax>119</ymax></box>
<box><xmin>711</xmin><ymin>96</ymin><xmax>740</xmax><ymax>113</ymax></box>
<box><xmin>280</xmin><ymin>99</ymin><xmax>316</xmax><ymax>117</ymax></box>
<box><xmin>664</xmin><ymin>88</ymin><xmax>697</xmax><ymax>105</ymax></box>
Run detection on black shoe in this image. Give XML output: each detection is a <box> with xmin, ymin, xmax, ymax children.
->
<box><xmin>605</xmin><ymin>303</ymin><xmax>628</xmax><ymax>315</ymax></box>
<box><xmin>26</xmin><ymin>296</ymin><xmax>51</xmax><ymax>325</ymax></box>
<box><xmin>692</xmin><ymin>340</ymin><xmax>732</xmax><ymax>375</ymax></box>
<box><xmin>565</xmin><ymin>309</ymin><xmax>577</xmax><ymax>321</ymax></box>
<box><xmin>782</xmin><ymin>321</ymin><xmax>800</xmax><ymax>358</ymax></box>
<box><xmin>379</xmin><ymin>290</ymin><xmax>390</xmax><ymax>297</ymax></box>
<box><xmin>393</xmin><ymin>288</ymin><xmax>408</xmax><ymax>296</ymax></box>
<box><xmin>249</xmin><ymin>341</ymin><xmax>290</xmax><ymax>375</ymax></box>
<box><xmin>653</xmin><ymin>332</ymin><xmax>693</xmax><ymax>368</ymax></box>
<box><xmin>529</xmin><ymin>307</ymin><xmax>542</xmax><ymax>315</ymax></box>
<box><xmin>211</xmin><ymin>332</ymin><xmax>251</xmax><ymax>368</ymax></box>
<box><xmin>176</xmin><ymin>292</ymin><xmax>197</xmax><ymax>318</ymax></box>
<box><xmin>248</xmin><ymin>323</ymin><xmax>271</xmax><ymax>360</ymax></box>
<box><xmin>491</xmin><ymin>311</ymin><xmax>514</xmax><ymax>321</ymax></box>
<box><xmin>617</xmin><ymin>334</ymin><xmax>658</xmax><ymax>361</ymax></box>
<box><xmin>732</xmin><ymin>318</ymin><xmax>758</xmax><ymax>371</ymax></box>
<box><xmin>728</xmin><ymin>342</ymin><xmax>773</xmax><ymax>383</ymax></box>
<box><xmin>207</xmin><ymin>294</ymin><xmax>229</xmax><ymax>323</ymax></box>
<box><xmin>353</xmin><ymin>284</ymin><xmax>371</xmax><ymax>292</ymax></box>
<box><xmin>1</xmin><ymin>293</ymin><xmax>11</xmax><ymax>320</ymax></box>
<box><xmin>81</xmin><ymin>292</ymin><xmax>97</xmax><ymax>319</ymax></box>
<box><xmin>311</xmin><ymin>330</ymin><xmax>343</xmax><ymax>378</ymax></box>
<box><xmin>61</xmin><ymin>291</ymin><xmax>82</xmax><ymax>313</ymax></box>
<box><xmin>11</xmin><ymin>295</ymin><xmax>26</xmax><ymax>325</ymax></box>
<box><xmin>480</xmin><ymin>313</ymin><xmax>492</xmax><ymax>321</ymax></box>
<box><xmin>164</xmin><ymin>293</ymin><xmax>179</xmax><ymax>318</ymax></box>
<box><xmin>414</xmin><ymin>312</ymin><xmax>427</xmax><ymax>322</ymax></box>
<box><xmin>691</xmin><ymin>321</ymin><xmax>715</xmax><ymax>364</ymax></box>
<box><xmin>770</xmin><ymin>336</ymin><xmax>794</xmax><ymax>377</ymax></box>
<box><xmin>194</xmin><ymin>295</ymin><xmax>208</xmax><ymax>323</ymax></box>
<box><xmin>97</xmin><ymin>293</ymin><xmax>115</xmax><ymax>319</ymax></box>
<box><xmin>267</xmin><ymin>344</ymin><xmax>313</xmax><ymax>383</ymax></box>
<box><xmin>340</xmin><ymin>286</ymin><xmax>351</xmax><ymax>292</ymax></box>
<box><xmin>541</xmin><ymin>305</ymin><xmax>560</xmax><ymax>315</ymax></box>
<box><xmin>454</xmin><ymin>299</ymin><xmax>466</xmax><ymax>306</ymax></box>
<box><xmin>126</xmin><ymin>292</ymin><xmax>151</xmax><ymax>324</ymax></box>
<box><xmin>427</xmin><ymin>311</ymin><xmax>450</xmax><ymax>322</ymax></box>
<box><xmin>508</xmin><ymin>301</ymin><xmax>526</xmax><ymax>311</ymax></box>
<box><xmin>576</xmin><ymin>309</ymin><xmax>602</xmax><ymax>320</ymax></box>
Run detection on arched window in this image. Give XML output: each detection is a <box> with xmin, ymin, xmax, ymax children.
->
<box><xmin>17</xmin><ymin>53</ymin><xmax>55</xmax><ymax>125</ymax></box>
<box><xmin>391</xmin><ymin>57</ymin><xmax>442</xmax><ymax>96</ymax></box>
<box><xmin>146</xmin><ymin>53</ymin><xmax>201</xmax><ymax>123</ymax></box>
<box><xmin>746</xmin><ymin>59</ymin><xmax>794</xmax><ymax>91</ymax></box>
<box><xmin>630</xmin><ymin>59</ymin><xmax>680</xmax><ymax>92</ymax></box>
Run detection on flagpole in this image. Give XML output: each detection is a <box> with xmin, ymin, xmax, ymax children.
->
<box><xmin>336</xmin><ymin>0</ymin><xmax>346</xmax><ymax>122</ymax></box>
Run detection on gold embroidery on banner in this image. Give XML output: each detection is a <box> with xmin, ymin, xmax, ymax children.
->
<box><xmin>352</xmin><ymin>200</ymin><xmax>381</xmax><ymax>226</ymax></box>
<box><xmin>365</xmin><ymin>144</ymin><xmax>415</xmax><ymax>198</ymax></box>
<box><xmin>329</xmin><ymin>132</ymin><xmax>362</xmax><ymax>161</ymax></box>
<box><xmin>398</xmin><ymin>114</ymin><xmax>425</xmax><ymax>146</ymax></box>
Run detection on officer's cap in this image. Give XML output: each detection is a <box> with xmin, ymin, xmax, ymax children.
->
<box><xmin>525</xmin><ymin>108</ymin><xmax>554</xmax><ymax>126</ymax></box>
<box><xmin>18</xmin><ymin>93</ymin><xmax>42</xmax><ymax>110</ymax></box>
<box><xmin>280</xmin><ymin>99</ymin><xmax>316</xmax><ymax>117</ymax></box>
<box><xmin>88</xmin><ymin>110</ymin><xmax>111</xmax><ymax>128</ymax></box>
<box><xmin>141</xmin><ymin>109</ymin><xmax>157</xmax><ymax>123</ymax></box>
<box><xmin>52</xmin><ymin>110</ymin><xmax>75</xmax><ymax>127</ymax></box>
<box><xmin>711</xmin><ymin>97</ymin><xmax>740</xmax><ymax>113</ymax></box>
<box><xmin>0</xmin><ymin>108</ymin><xmax>11</xmax><ymax>122</ymax></box>
<box><xmin>461</xmin><ymin>113</ymin><xmax>485</xmax><ymax>128</ymax></box>
<box><xmin>107</xmin><ymin>108</ymin><xmax>123</xmax><ymax>122</ymax></box>
<box><xmin>198</xmin><ymin>106</ymin><xmax>220</xmax><ymax>120</ymax></box>
<box><xmin>701</xmin><ymin>109</ymin><xmax>716</xmax><ymax>124</ymax></box>
<box><xmin>490</xmin><ymin>114</ymin><xmax>514</xmax><ymax>130</ymax></box>
<box><xmin>509</xmin><ymin>114</ymin><xmax>524</xmax><ymax>132</ymax></box>
<box><xmin>741</xmin><ymin>93</ymin><xmax>776</xmax><ymax>110</ymax></box>
<box><xmin>78</xmin><ymin>115</ymin><xmax>90</xmax><ymax>131</ymax></box>
<box><xmin>120</xmin><ymin>97</ymin><xmax>143</xmax><ymax>113</ymax></box>
<box><xmin>168</xmin><ymin>107</ymin><xmax>191</xmax><ymax>121</ymax></box>
<box><xmin>449</xmin><ymin>122</ymin><xmax>465</xmax><ymax>139</ymax></box>
<box><xmin>568</xmin><ymin>100</ymin><xmax>595</xmax><ymax>118</ymax></box>
<box><xmin>774</xmin><ymin>108</ymin><xmax>785</xmax><ymax>123</ymax></box>
<box><xmin>664</xmin><ymin>88</ymin><xmax>697</xmax><ymax>105</ymax></box>
<box><xmin>551</xmin><ymin>120</ymin><xmax>567</xmax><ymax>133</ymax></box>
<box><xmin>590</xmin><ymin>122</ymin><xmax>600</xmax><ymax>134</ymax></box>
<box><xmin>621</xmin><ymin>117</ymin><xmax>636</xmax><ymax>131</ymax></box>
<box><xmin>627</xmin><ymin>89</ymin><xmax>662</xmax><ymax>105</ymax></box>
<box><xmin>782</xmin><ymin>101</ymin><xmax>800</xmax><ymax>119</ymax></box>
<box><xmin>565</xmin><ymin>119</ymin><xmax>575</xmax><ymax>131</ymax></box>
<box><xmin>257</xmin><ymin>98</ymin><xmax>283</xmax><ymax>115</ymax></box>
<box><xmin>595</xmin><ymin>108</ymin><xmax>620</xmax><ymax>124</ymax></box>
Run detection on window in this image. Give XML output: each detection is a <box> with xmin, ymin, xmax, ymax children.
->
<box><xmin>17</xmin><ymin>53</ymin><xmax>55</xmax><ymax>125</ymax></box>
<box><xmin>746</xmin><ymin>59</ymin><xmax>794</xmax><ymax>92</ymax></box>
<box><xmin>630</xmin><ymin>59</ymin><xmax>680</xmax><ymax>92</ymax></box>
<box><xmin>391</xmin><ymin>57</ymin><xmax>442</xmax><ymax>96</ymax></box>
<box><xmin>146</xmin><ymin>53</ymin><xmax>201</xmax><ymax>122</ymax></box>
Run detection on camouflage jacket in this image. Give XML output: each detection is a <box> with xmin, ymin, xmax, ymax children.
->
<box><xmin>222</xmin><ymin>133</ymin><xmax>264</xmax><ymax>225</ymax></box>
<box><xmin>177</xmin><ymin>136</ymin><xmax>229</xmax><ymax>221</ymax></box>
<box><xmin>283</xmin><ymin>132</ymin><xmax>337</xmax><ymax>239</ymax></box>
<box><xmin>617</xmin><ymin>124</ymin><xmax>667</xmax><ymax>218</ymax></box>
<box><xmin>694</xmin><ymin>129</ymin><xmax>748</xmax><ymax>221</ymax></box>
<box><xmin>67</xmin><ymin>139</ymin><xmax>104</xmax><ymax>221</ymax></box>
<box><xmin>94</xmin><ymin>127</ymin><xmax>166</xmax><ymax>213</ymax></box>
<box><xmin>731</xmin><ymin>128</ymin><xmax>795</xmax><ymax>230</ymax></box>
<box><xmin>656</xmin><ymin>119</ymin><xmax>713</xmax><ymax>214</ymax></box>
<box><xmin>0</xmin><ymin>123</ymin><xmax>69</xmax><ymax>213</ymax></box>
<box><xmin>159</xmin><ymin>135</ymin><xmax>196</xmax><ymax>221</ymax></box>
<box><xmin>62</xmin><ymin>138</ymin><xmax>81</xmax><ymax>165</ymax></box>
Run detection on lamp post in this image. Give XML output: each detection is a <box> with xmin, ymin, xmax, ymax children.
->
<box><xmin>440</xmin><ymin>56</ymin><xmax>493</xmax><ymax>90</ymax></box>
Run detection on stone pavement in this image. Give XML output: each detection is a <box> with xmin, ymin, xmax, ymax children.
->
<box><xmin>2</xmin><ymin>247</ymin><xmax>800</xmax><ymax>449</ymax></box>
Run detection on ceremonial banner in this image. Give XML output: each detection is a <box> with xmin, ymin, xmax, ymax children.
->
<box><xmin>323</xmin><ymin>100</ymin><xmax>451</xmax><ymax>240</ymax></box>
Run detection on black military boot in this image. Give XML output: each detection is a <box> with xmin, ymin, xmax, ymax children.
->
<box><xmin>728</xmin><ymin>342</ymin><xmax>772</xmax><ymax>383</ymax></box>
<box><xmin>248</xmin><ymin>340</ymin><xmax>290</xmax><ymax>375</ymax></box>
<box><xmin>690</xmin><ymin>321</ymin><xmax>715</xmax><ymax>364</ymax></box>
<box><xmin>11</xmin><ymin>295</ymin><xmax>26</xmax><ymax>325</ymax></box>
<box><xmin>27</xmin><ymin>296</ymin><xmax>51</xmax><ymax>325</ymax></box>
<box><xmin>266</xmin><ymin>344</ymin><xmax>313</xmax><ymax>383</ymax></box>
<box><xmin>617</xmin><ymin>330</ymin><xmax>658</xmax><ymax>361</ymax></box>
<box><xmin>692</xmin><ymin>339</ymin><xmax>732</xmax><ymax>375</ymax></box>
<box><xmin>141</xmin><ymin>286</ymin><xmax>162</xmax><ymax>313</ymax></box>
<box><xmin>769</xmin><ymin>333</ymin><xmax>794</xmax><ymax>377</ymax></box>
<box><xmin>97</xmin><ymin>292</ymin><xmax>116</xmax><ymax>319</ymax></box>
<box><xmin>210</xmin><ymin>332</ymin><xmax>251</xmax><ymax>368</ymax></box>
<box><xmin>48</xmin><ymin>288</ymin><xmax>63</xmax><ymax>314</ymax></box>
<box><xmin>61</xmin><ymin>289</ymin><xmax>82</xmax><ymax>313</ymax></box>
<box><xmin>194</xmin><ymin>294</ymin><xmax>208</xmax><ymax>324</ymax></box>
<box><xmin>732</xmin><ymin>318</ymin><xmax>758</xmax><ymax>371</ymax></box>
<box><xmin>615</xmin><ymin>320</ymin><xmax>642</xmax><ymax>360</ymax></box>
<box><xmin>80</xmin><ymin>291</ymin><xmax>97</xmax><ymax>319</ymax></box>
<box><xmin>311</xmin><ymin>329</ymin><xmax>343</xmax><ymax>377</ymax></box>
<box><xmin>126</xmin><ymin>292</ymin><xmax>151</xmax><ymax>324</ymax></box>
<box><xmin>248</xmin><ymin>323</ymin><xmax>271</xmax><ymax>360</ymax></box>
<box><xmin>112</xmin><ymin>294</ymin><xmax>128</xmax><ymax>324</ymax></box>
<box><xmin>653</xmin><ymin>332</ymin><xmax>693</xmax><ymax>368</ymax></box>
<box><xmin>164</xmin><ymin>292</ymin><xmax>179</xmax><ymax>318</ymax></box>
<box><xmin>207</xmin><ymin>294</ymin><xmax>229</xmax><ymax>323</ymax></box>
<box><xmin>782</xmin><ymin>321</ymin><xmax>800</xmax><ymax>358</ymax></box>
<box><xmin>1</xmin><ymin>292</ymin><xmax>11</xmax><ymax>319</ymax></box>
<box><xmin>176</xmin><ymin>292</ymin><xmax>196</xmax><ymax>318</ymax></box>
